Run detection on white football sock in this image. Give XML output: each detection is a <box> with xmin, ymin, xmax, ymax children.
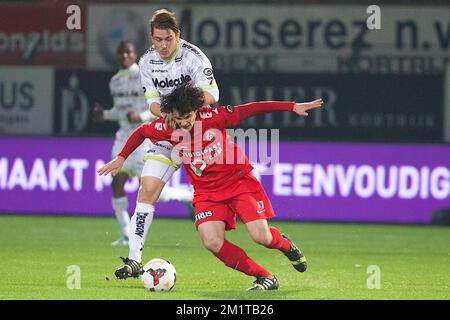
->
<box><xmin>158</xmin><ymin>186</ymin><xmax>193</xmax><ymax>203</ymax></box>
<box><xmin>128</xmin><ymin>202</ymin><xmax>155</xmax><ymax>263</ymax></box>
<box><xmin>112</xmin><ymin>197</ymin><xmax>130</xmax><ymax>238</ymax></box>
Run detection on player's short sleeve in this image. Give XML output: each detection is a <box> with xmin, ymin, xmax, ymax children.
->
<box><xmin>188</xmin><ymin>50</ymin><xmax>219</xmax><ymax>103</ymax></box>
<box><xmin>139</xmin><ymin>58</ymin><xmax>161</xmax><ymax>106</ymax></box>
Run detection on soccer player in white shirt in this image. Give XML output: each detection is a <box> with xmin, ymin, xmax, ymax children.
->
<box><xmin>94</xmin><ymin>40</ymin><xmax>194</xmax><ymax>246</ymax></box>
<box><xmin>113</xmin><ymin>9</ymin><xmax>220</xmax><ymax>279</ymax></box>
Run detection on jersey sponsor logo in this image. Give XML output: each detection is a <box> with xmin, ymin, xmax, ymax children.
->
<box><xmin>175</xmin><ymin>57</ymin><xmax>183</xmax><ymax>63</ymax></box>
<box><xmin>151</xmin><ymin>69</ymin><xmax>169</xmax><ymax>73</ymax></box>
<box><xmin>194</xmin><ymin>210</ymin><xmax>213</xmax><ymax>222</ymax></box>
<box><xmin>152</xmin><ymin>74</ymin><xmax>192</xmax><ymax>89</ymax></box>
<box><xmin>198</xmin><ymin>107</ymin><xmax>219</xmax><ymax>119</ymax></box>
<box><xmin>154</xmin><ymin>141</ymin><xmax>172</xmax><ymax>150</ymax></box>
<box><xmin>143</xmin><ymin>47</ymin><xmax>155</xmax><ymax>55</ymax></box>
<box><xmin>204</xmin><ymin>129</ymin><xmax>217</xmax><ymax>141</ymax></box>
<box><xmin>198</xmin><ymin>112</ymin><xmax>212</xmax><ymax>119</ymax></box>
<box><xmin>110</xmin><ymin>77</ymin><xmax>121</xmax><ymax>85</ymax></box>
<box><xmin>111</xmin><ymin>91</ymin><xmax>140</xmax><ymax>98</ymax></box>
<box><xmin>203</xmin><ymin>68</ymin><xmax>213</xmax><ymax>76</ymax></box>
<box><xmin>190</xmin><ymin>159</ymin><xmax>207</xmax><ymax>177</ymax></box>
<box><xmin>149</xmin><ymin>59</ymin><xmax>164</xmax><ymax>65</ymax></box>
<box><xmin>181</xmin><ymin>42</ymin><xmax>202</xmax><ymax>57</ymax></box>
<box><xmin>182</xmin><ymin>142</ymin><xmax>223</xmax><ymax>160</ymax></box>
<box><xmin>155</xmin><ymin>122</ymin><xmax>167</xmax><ymax>131</ymax></box>
<box><xmin>111</xmin><ymin>74</ymin><xmax>140</xmax><ymax>86</ymax></box>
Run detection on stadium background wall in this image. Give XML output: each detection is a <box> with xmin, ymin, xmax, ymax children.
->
<box><xmin>49</xmin><ymin>70</ymin><xmax>445</xmax><ymax>143</ymax></box>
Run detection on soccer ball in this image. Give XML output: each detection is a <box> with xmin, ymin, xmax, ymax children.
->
<box><xmin>140</xmin><ymin>258</ymin><xmax>176</xmax><ymax>292</ymax></box>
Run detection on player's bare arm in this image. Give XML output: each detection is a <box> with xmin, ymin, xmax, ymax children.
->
<box><xmin>226</xmin><ymin>99</ymin><xmax>324</xmax><ymax>128</ymax></box>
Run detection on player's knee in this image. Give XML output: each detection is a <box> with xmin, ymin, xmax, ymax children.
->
<box><xmin>251</xmin><ymin>232</ymin><xmax>272</xmax><ymax>247</ymax></box>
<box><xmin>137</xmin><ymin>184</ymin><xmax>159</xmax><ymax>204</ymax></box>
<box><xmin>140</xmin><ymin>181</ymin><xmax>157</xmax><ymax>194</ymax></box>
<box><xmin>201</xmin><ymin>236</ymin><xmax>223</xmax><ymax>253</ymax></box>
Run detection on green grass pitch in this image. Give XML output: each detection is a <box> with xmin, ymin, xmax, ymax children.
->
<box><xmin>0</xmin><ymin>214</ymin><xmax>449</xmax><ymax>300</ymax></box>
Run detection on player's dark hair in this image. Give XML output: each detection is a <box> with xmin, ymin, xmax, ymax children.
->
<box><xmin>150</xmin><ymin>9</ymin><xmax>180</xmax><ymax>35</ymax></box>
<box><xmin>160</xmin><ymin>84</ymin><xmax>205</xmax><ymax>115</ymax></box>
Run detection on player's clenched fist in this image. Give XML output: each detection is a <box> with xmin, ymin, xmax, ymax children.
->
<box><xmin>97</xmin><ymin>156</ymin><xmax>125</xmax><ymax>177</ymax></box>
<box><xmin>293</xmin><ymin>98</ymin><xmax>324</xmax><ymax>117</ymax></box>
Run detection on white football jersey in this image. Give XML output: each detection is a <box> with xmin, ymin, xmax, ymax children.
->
<box><xmin>104</xmin><ymin>63</ymin><xmax>151</xmax><ymax>141</ymax></box>
<box><xmin>138</xmin><ymin>39</ymin><xmax>219</xmax><ymax>106</ymax></box>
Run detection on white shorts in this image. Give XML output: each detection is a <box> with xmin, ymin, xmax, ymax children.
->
<box><xmin>112</xmin><ymin>138</ymin><xmax>148</xmax><ymax>177</ymax></box>
<box><xmin>140</xmin><ymin>140</ymin><xmax>182</xmax><ymax>183</ymax></box>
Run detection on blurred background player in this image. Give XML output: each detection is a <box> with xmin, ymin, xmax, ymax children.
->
<box><xmin>94</xmin><ymin>40</ymin><xmax>194</xmax><ymax>246</ymax></box>
<box><xmin>112</xmin><ymin>9</ymin><xmax>220</xmax><ymax>274</ymax></box>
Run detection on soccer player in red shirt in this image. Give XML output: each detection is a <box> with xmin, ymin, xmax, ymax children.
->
<box><xmin>98</xmin><ymin>85</ymin><xmax>323</xmax><ymax>290</ymax></box>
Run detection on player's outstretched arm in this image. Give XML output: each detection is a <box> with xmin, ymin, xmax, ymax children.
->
<box><xmin>229</xmin><ymin>99</ymin><xmax>324</xmax><ymax>126</ymax></box>
<box><xmin>97</xmin><ymin>156</ymin><xmax>125</xmax><ymax>177</ymax></box>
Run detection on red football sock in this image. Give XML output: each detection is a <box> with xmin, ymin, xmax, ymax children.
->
<box><xmin>266</xmin><ymin>226</ymin><xmax>291</xmax><ymax>253</ymax></box>
<box><xmin>214</xmin><ymin>239</ymin><xmax>271</xmax><ymax>278</ymax></box>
